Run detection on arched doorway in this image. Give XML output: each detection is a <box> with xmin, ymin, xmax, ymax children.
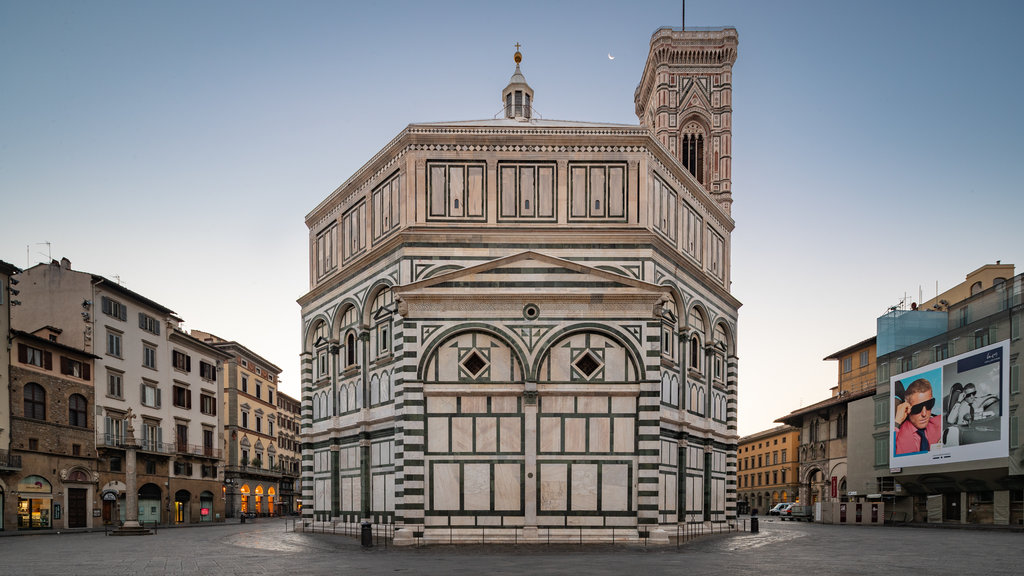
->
<box><xmin>240</xmin><ymin>484</ymin><xmax>250</xmax><ymax>514</ymax></box>
<box><xmin>65</xmin><ymin>468</ymin><xmax>91</xmax><ymax>529</ymax></box>
<box><xmin>267</xmin><ymin>487</ymin><xmax>276</xmax><ymax>516</ymax></box>
<box><xmin>199</xmin><ymin>491</ymin><xmax>214</xmax><ymax>522</ymax></box>
<box><xmin>254</xmin><ymin>485</ymin><xmax>264</xmax><ymax>516</ymax></box>
<box><xmin>174</xmin><ymin>490</ymin><xmax>191</xmax><ymax>524</ymax></box>
<box><xmin>0</xmin><ymin>485</ymin><xmax>5</xmax><ymax>530</ymax></box>
<box><xmin>137</xmin><ymin>483</ymin><xmax>162</xmax><ymax>524</ymax></box>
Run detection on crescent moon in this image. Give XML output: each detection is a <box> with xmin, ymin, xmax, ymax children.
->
<box><xmin>608</xmin><ymin>53</ymin><xmax>615</xmax><ymax>60</ymax></box>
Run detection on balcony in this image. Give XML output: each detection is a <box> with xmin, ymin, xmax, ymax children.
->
<box><xmin>0</xmin><ymin>449</ymin><xmax>22</xmax><ymax>472</ymax></box>
<box><xmin>176</xmin><ymin>442</ymin><xmax>221</xmax><ymax>459</ymax></box>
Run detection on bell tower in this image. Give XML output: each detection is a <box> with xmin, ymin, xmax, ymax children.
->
<box><xmin>635</xmin><ymin>27</ymin><xmax>738</xmax><ymax>213</ymax></box>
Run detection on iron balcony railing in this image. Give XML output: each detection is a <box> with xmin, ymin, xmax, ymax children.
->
<box><xmin>96</xmin><ymin>434</ymin><xmax>220</xmax><ymax>459</ymax></box>
<box><xmin>0</xmin><ymin>449</ymin><xmax>23</xmax><ymax>470</ymax></box>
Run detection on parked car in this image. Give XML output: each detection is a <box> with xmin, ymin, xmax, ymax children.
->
<box><xmin>781</xmin><ymin>504</ymin><xmax>812</xmax><ymax>521</ymax></box>
<box><xmin>768</xmin><ymin>503</ymin><xmax>789</xmax><ymax>516</ymax></box>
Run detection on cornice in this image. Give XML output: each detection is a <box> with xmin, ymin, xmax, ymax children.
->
<box><xmin>634</xmin><ymin>27</ymin><xmax>738</xmax><ymax>118</ymax></box>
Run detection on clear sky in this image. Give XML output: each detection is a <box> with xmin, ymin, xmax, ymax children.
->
<box><xmin>2</xmin><ymin>1</ymin><xmax>1022</xmax><ymax>436</ymax></box>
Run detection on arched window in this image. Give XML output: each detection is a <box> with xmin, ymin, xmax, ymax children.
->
<box><xmin>680</xmin><ymin>122</ymin><xmax>706</xmax><ymax>184</ymax></box>
<box><xmin>24</xmin><ymin>383</ymin><xmax>46</xmax><ymax>420</ymax></box>
<box><xmin>338</xmin><ymin>305</ymin><xmax>359</xmax><ymax>370</ymax></box>
<box><xmin>688</xmin><ymin>308</ymin><xmax>706</xmax><ymax>371</ymax></box>
<box><xmin>68</xmin><ymin>394</ymin><xmax>88</xmax><ymax>427</ymax></box>
<box><xmin>346</xmin><ymin>333</ymin><xmax>356</xmax><ymax>367</ymax></box>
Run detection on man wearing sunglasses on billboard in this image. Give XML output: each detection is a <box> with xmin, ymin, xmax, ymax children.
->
<box><xmin>894</xmin><ymin>378</ymin><xmax>942</xmax><ymax>456</ymax></box>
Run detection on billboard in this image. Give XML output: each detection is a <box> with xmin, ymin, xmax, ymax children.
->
<box><xmin>890</xmin><ymin>339</ymin><xmax>1009</xmax><ymax>467</ymax></box>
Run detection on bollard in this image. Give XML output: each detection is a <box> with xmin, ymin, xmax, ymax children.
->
<box><xmin>750</xmin><ymin>514</ymin><xmax>759</xmax><ymax>534</ymax></box>
<box><xmin>361</xmin><ymin>521</ymin><xmax>373</xmax><ymax>548</ymax></box>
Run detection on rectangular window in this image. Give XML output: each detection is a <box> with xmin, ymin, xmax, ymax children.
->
<box><xmin>1011</xmin><ymin>364</ymin><xmax>1020</xmax><ymax>395</ymax></box>
<box><xmin>682</xmin><ymin>202</ymin><xmax>702</xmax><ymax>262</ymax></box>
<box><xmin>427</xmin><ymin>162</ymin><xmax>486</xmax><ymax>221</ymax></box>
<box><xmin>859</xmin><ymin>350</ymin><xmax>870</xmax><ymax>368</ymax></box>
<box><xmin>107</xmin><ymin>372</ymin><xmax>123</xmax><ymax>398</ymax></box>
<box><xmin>203</xmin><ymin>429</ymin><xmax>215</xmax><ymax>456</ymax></box>
<box><xmin>874</xmin><ymin>396</ymin><xmax>889</xmax><ymax>426</ymax></box>
<box><xmin>707</xmin><ymin>228</ymin><xmax>725</xmax><ymax>282</ymax></box>
<box><xmin>142</xmin><ymin>422</ymin><xmax>161</xmax><ymax>451</ymax></box>
<box><xmin>342</xmin><ymin>201</ymin><xmax>367</xmax><ymax>262</ymax></box>
<box><xmin>877</xmin><ymin>362</ymin><xmax>889</xmax><ymax>386</ymax></box>
<box><xmin>172</xmin><ymin>385</ymin><xmax>192</xmax><ymax>409</ymax></box>
<box><xmin>141</xmin><ymin>382</ymin><xmax>161</xmax><ymax>408</ymax></box>
<box><xmin>172</xmin><ymin>350</ymin><xmax>191</xmax><ymax>372</ymax></box>
<box><xmin>241</xmin><ymin>375</ymin><xmax>248</xmax><ymax>393</ymax></box>
<box><xmin>106</xmin><ymin>331</ymin><xmax>122</xmax><ymax>358</ymax></box>
<box><xmin>143</xmin><ymin>344</ymin><xmax>157</xmax><ymax>369</ymax></box>
<box><xmin>21</xmin><ymin>344</ymin><xmax>45</xmax><ymax>367</ymax></box>
<box><xmin>60</xmin><ymin>356</ymin><xmax>88</xmax><ymax>380</ymax></box>
<box><xmin>242</xmin><ymin>411</ymin><xmax>249</xmax><ymax>429</ymax></box>
<box><xmin>974</xmin><ymin>329</ymin><xmax>990</xmax><ymax>349</ymax></box>
<box><xmin>1008</xmin><ymin>413</ymin><xmax>1020</xmax><ymax>449</ymax></box>
<box><xmin>781</xmin><ymin>449</ymin><xmax>787</xmax><ymax>463</ymax></box>
<box><xmin>101</xmin><ymin>296</ymin><xmax>127</xmax><ymax>321</ymax></box>
<box><xmin>267</xmin><ymin>389</ymin><xmax>274</xmax><ymax>404</ymax></box>
<box><xmin>371</xmin><ymin>171</ymin><xmax>402</xmax><ymax>240</ymax></box>
<box><xmin>315</xmin><ymin>222</ymin><xmax>338</xmax><ymax>279</ymax></box>
<box><xmin>497</xmin><ymin>162</ymin><xmax>556</xmax><ymax>221</ymax></box>
<box><xmin>199</xmin><ymin>360</ymin><xmax>216</xmax><ymax>382</ymax></box>
<box><xmin>567</xmin><ymin>162</ymin><xmax>626</xmax><ymax>222</ymax></box>
<box><xmin>934</xmin><ymin>343</ymin><xmax>949</xmax><ymax>361</ymax></box>
<box><xmin>842</xmin><ymin>357</ymin><xmax>852</xmax><ymax>373</ymax></box>
<box><xmin>256</xmin><ymin>416</ymin><xmax>262</xmax><ymax>433</ymax></box>
<box><xmin>874</xmin><ymin>435</ymin><xmax>888</xmax><ymax>467</ymax></box>
<box><xmin>255</xmin><ymin>381</ymin><xmax>261</xmax><ymax>400</ymax></box>
<box><xmin>110</xmin><ymin>457</ymin><xmax>122</xmax><ymax>472</ymax></box>
<box><xmin>1013</xmin><ymin>313</ymin><xmax>1021</xmax><ymax>339</ymax></box>
<box><xmin>176</xmin><ymin>424</ymin><xmax>189</xmax><ymax>452</ymax></box>
<box><xmin>138</xmin><ymin>313</ymin><xmax>160</xmax><ymax>335</ymax></box>
<box><xmin>200</xmin><ymin>393</ymin><xmax>217</xmax><ymax>416</ymax></box>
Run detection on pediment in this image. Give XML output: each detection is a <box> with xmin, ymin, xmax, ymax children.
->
<box><xmin>396</xmin><ymin>251</ymin><xmax>669</xmax><ymax>298</ymax></box>
<box><xmin>678</xmin><ymin>78</ymin><xmax>712</xmax><ymax>113</ymax></box>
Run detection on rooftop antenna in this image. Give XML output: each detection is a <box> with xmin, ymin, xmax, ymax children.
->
<box><xmin>27</xmin><ymin>241</ymin><xmax>51</xmax><ymax>267</ymax></box>
<box><xmin>682</xmin><ymin>0</ymin><xmax>685</xmax><ymax>30</ymax></box>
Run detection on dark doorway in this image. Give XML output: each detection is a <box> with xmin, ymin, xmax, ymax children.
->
<box><xmin>944</xmin><ymin>493</ymin><xmax>961</xmax><ymax>522</ymax></box>
<box><xmin>67</xmin><ymin>488</ymin><xmax>88</xmax><ymax>528</ymax></box>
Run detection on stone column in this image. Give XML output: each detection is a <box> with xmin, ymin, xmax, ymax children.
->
<box><xmin>112</xmin><ymin>410</ymin><xmax>150</xmax><ymax>535</ymax></box>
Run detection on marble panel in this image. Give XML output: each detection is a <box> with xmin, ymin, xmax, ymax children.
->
<box><xmin>542</xmin><ymin>396</ymin><xmax>574</xmax><ymax>414</ymax></box>
<box><xmin>461</xmin><ymin>396</ymin><xmax>487</xmax><ymax>413</ymax></box>
<box><xmin>464</xmin><ymin>463</ymin><xmax>491</xmax><ymax>510</ymax></box>
<box><xmin>494</xmin><ymin>463</ymin><xmax>521</xmax><ymax>511</ymax></box>
<box><xmin>373</xmin><ymin>474</ymin><xmax>385</xmax><ymax>511</ymax></box>
<box><xmin>589</xmin><ymin>417</ymin><xmax>610</xmax><ymax>452</ymax></box>
<box><xmin>432</xmin><ymin>463</ymin><xmax>461</xmax><ymax>510</ymax></box>
<box><xmin>476</xmin><ymin>417</ymin><xmax>497</xmax><ymax>452</ymax></box>
<box><xmin>571</xmin><ymin>464</ymin><xmax>598</xmax><ymax>511</ymax></box>
<box><xmin>611</xmin><ymin>396</ymin><xmax>636</xmax><ymax>413</ymax></box>
<box><xmin>451</xmin><ymin>417</ymin><xmax>474</xmax><ymax>453</ymax></box>
<box><xmin>564</xmin><ymin>418</ymin><xmax>586</xmax><ymax>453</ymax></box>
<box><xmin>540</xmin><ymin>463</ymin><xmax>567</xmax><ymax>511</ymax></box>
<box><xmin>601</xmin><ymin>463</ymin><xmax>630</xmax><ymax>511</ymax></box>
<box><xmin>491</xmin><ymin>396</ymin><xmax>518</xmax><ymax>413</ymax></box>
<box><xmin>613</xmin><ymin>417</ymin><xmax>635</xmax><ymax>453</ymax></box>
<box><xmin>539</xmin><ymin>417</ymin><xmax>561</xmax><ymax>453</ymax></box>
<box><xmin>427</xmin><ymin>417</ymin><xmax>450</xmax><ymax>453</ymax></box>
<box><xmin>499</xmin><ymin>417</ymin><xmax>521</xmax><ymax>452</ymax></box>
<box><xmin>578</xmin><ymin>396</ymin><xmax>609</xmax><ymax>413</ymax></box>
<box><xmin>428</xmin><ymin>396</ymin><xmax>457</xmax><ymax>413</ymax></box>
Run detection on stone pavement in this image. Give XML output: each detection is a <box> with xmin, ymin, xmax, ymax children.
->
<box><xmin>1</xmin><ymin>516</ymin><xmax>1021</xmax><ymax>576</ymax></box>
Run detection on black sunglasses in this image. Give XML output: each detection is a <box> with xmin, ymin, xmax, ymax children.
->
<box><xmin>965</xmin><ymin>392</ymin><xmax>977</xmax><ymax>399</ymax></box>
<box><xmin>909</xmin><ymin>398</ymin><xmax>935</xmax><ymax>415</ymax></box>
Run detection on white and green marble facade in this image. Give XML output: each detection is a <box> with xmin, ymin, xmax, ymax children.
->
<box><xmin>299</xmin><ymin>29</ymin><xmax>739</xmax><ymax>544</ymax></box>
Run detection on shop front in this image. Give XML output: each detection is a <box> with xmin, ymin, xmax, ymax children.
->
<box><xmin>16</xmin><ymin>475</ymin><xmax>52</xmax><ymax>530</ymax></box>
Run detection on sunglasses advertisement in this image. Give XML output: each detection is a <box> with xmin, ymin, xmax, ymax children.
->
<box><xmin>891</xmin><ymin>340</ymin><xmax>1009</xmax><ymax>468</ymax></box>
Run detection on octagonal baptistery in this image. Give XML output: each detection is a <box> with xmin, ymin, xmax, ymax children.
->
<box><xmin>299</xmin><ymin>31</ymin><xmax>739</xmax><ymax>545</ymax></box>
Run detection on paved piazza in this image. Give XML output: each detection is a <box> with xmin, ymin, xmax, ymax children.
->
<box><xmin>1</xmin><ymin>517</ymin><xmax>1020</xmax><ymax>575</ymax></box>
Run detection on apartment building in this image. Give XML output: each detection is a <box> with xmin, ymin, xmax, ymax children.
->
<box><xmin>8</xmin><ymin>258</ymin><xmax>230</xmax><ymax>527</ymax></box>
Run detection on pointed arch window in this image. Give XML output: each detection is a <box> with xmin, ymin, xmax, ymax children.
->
<box><xmin>680</xmin><ymin>122</ymin><xmax>706</xmax><ymax>184</ymax></box>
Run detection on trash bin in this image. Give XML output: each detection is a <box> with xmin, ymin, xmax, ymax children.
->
<box><xmin>751</xmin><ymin>514</ymin><xmax>759</xmax><ymax>534</ymax></box>
<box><xmin>361</xmin><ymin>521</ymin><xmax>373</xmax><ymax>547</ymax></box>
